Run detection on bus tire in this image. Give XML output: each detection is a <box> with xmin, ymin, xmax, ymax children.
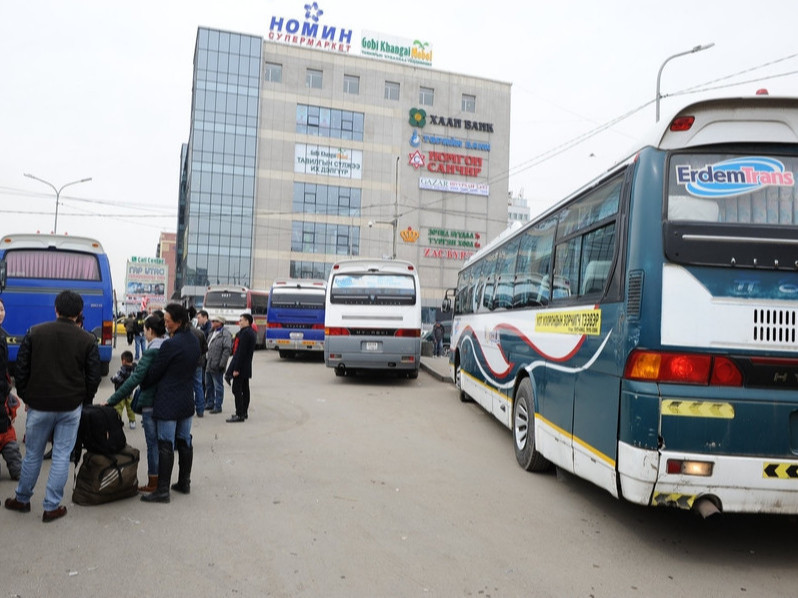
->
<box><xmin>278</xmin><ymin>350</ymin><xmax>287</xmax><ymax>359</ymax></box>
<box><xmin>408</xmin><ymin>368</ymin><xmax>419</xmax><ymax>379</ymax></box>
<box><xmin>513</xmin><ymin>378</ymin><xmax>550</xmax><ymax>472</ymax></box>
<box><xmin>456</xmin><ymin>362</ymin><xmax>471</xmax><ymax>403</ymax></box>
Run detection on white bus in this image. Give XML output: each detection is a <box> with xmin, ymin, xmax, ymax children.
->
<box><xmin>324</xmin><ymin>259</ymin><xmax>422</xmax><ymax>378</ymax></box>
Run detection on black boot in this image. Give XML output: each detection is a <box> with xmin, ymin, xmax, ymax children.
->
<box><xmin>141</xmin><ymin>441</ymin><xmax>174</xmax><ymax>503</ymax></box>
<box><xmin>171</xmin><ymin>437</ymin><xmax>193</xmax><ymax>494</ymax></box>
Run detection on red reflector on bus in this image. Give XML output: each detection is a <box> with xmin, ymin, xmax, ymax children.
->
<box><xmin>325</xmin><ymin>327</ymin><xmax>349</xmax><ymax>336</ymax></box>
<box><xmin>395</xmin><ymin>328</ymin><xmax>420</xmax><ymax>338</ymax></box>
<box><xmin>670</xmin><ymin>116</ymin><xmax>695</xmax><ymax>131</ymax></box>
<box><xmin>311</xmin><ymin>324</ymin><xmax>325</xmax><ymax>330</ymax></box>
<box><xmin>710</xmin><ymin>356</ymin><xmax>743</xmax><ymax>386</ymax></box>
<box><xmin>267</xmin><ymin>322</ymin><xmax>282</xmax><ymax>328</ymax></box>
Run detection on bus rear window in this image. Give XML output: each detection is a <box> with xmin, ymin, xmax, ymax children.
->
<box><xmin>271</xmin><ymin>292</ymin><xmax>325</xmax><ymax>308</ymax></box>
<box><xmin>667</xmin><ymin>153</ymin><xmax>798</xmax><ymax>225</ymax></box>
<box><xmin>6</xmin><ymin>250</ymin><xmax>100</xmax><ymax>281</ymax></box>
<box><xmin>330</xmin><ymin>274</ymin><xmax>416</xmax><ymax>305</ymax></box>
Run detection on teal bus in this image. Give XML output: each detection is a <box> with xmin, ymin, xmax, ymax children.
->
<box><xmin>444</xmin><ymin>97</ymin><xmax>798</xmax><ymax>516</ymax></box>
<box><xmin>0</xmin><ymin>234</ymin><xmax>115</xmax><ymax>376</ymax></box>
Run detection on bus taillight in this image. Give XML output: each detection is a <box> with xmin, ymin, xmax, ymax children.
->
<box><xmin>101</xmin><ymin>320</ymin><xmax>114</xmax><ymax>346</ymax></box>
<box><xmin>325</xmin><ymin>327</ymin><xmax>349</xmax><ymax>336</ymax></box>
<box><xmin>624</xmin><ymin>350</ymin><xmax>742</xmax><ymax>386</ymax></box>
<box><xmin>268</xmin><ymin>322</ymin><xmax>282</xmax><ymax>328</ymax></box>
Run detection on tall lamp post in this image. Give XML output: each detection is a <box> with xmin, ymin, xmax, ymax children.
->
<box><xmin>23</xmin><ymin>173</ymin><xmax>93</xmax><ymax>234</ymax></box>
<box><xmin>368</xmin><ymin>156</ymin><xmax>400</xmax><ymax>259</ymax></box>
<box><xmin>655</xmin><ymin>43</ymin><xmax>714</xmax><ymax>122</ymax></box>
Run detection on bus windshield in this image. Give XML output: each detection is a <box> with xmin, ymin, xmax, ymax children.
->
<box><xmin>329</xmin><ymin>274</ymin><xmax>416</xmax><ymax>305</ymax></box>
<box><xmin>204</xmin><ymin>290</ymin><xmax>247</xmax><ymax>309</ymax></box>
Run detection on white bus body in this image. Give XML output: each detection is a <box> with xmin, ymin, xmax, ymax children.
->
<box><xmin>324</xmin><ymin>259</ymin><xmax>422</xmax><ymax>378</ymax></box>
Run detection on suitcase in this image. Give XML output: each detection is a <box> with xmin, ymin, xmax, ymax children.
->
<box><xmin>72</xmin><ymin>445</ymin><xmax>140</xmax><ymax>505</ymax></box>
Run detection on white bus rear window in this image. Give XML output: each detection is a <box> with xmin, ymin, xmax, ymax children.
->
<box><xmin>330</xmin><ymin>274</ymin><xmax>416</xmax><ymax>305</ymax></box>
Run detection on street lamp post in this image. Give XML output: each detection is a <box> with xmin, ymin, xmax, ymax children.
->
<box><xmin>655</xmin><ymin>43</ymin><xmax>715</xmax><ymax>122</ymax></box>
<box><xmin>23</xmin><ymin>173</ymin><xmax>93</xmax><ymax>234</ymax></box>
<box><xmin>368</xmin><ymin>157</ymin><xmax>400</xmax><ymax>259</ymax></box>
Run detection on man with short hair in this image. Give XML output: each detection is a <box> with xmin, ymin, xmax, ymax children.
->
<box><xmin>5</xmin><ymin>290</ymin><xmax>101</xmax><ymax>522</ymax></box>
<box><xmin>225</xmin><ymin>313</ymin><xmax>256</xmax><ymax>423</ymax></box>
<box><xmin>205</xmin><ymin>314</ymin><xmax>232</xmax><ymax>414</ymax></box>
<box><xmin>196</xmin><ymin>310</ymin><xmax>212</xmax><ymax>339</ymax></box>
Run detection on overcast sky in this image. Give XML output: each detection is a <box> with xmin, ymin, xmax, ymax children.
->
<box><xmin>2</xmin><ymin>0</ymin><xmax>798</xmax><ymax>294</ymax></box>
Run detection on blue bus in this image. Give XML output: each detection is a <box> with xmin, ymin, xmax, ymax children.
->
<box><xmin>444</xmin><ymin>96</ymin><xmax>798</xmax><ymax>516</ymax></box>
<box><xmin>266</xmin><ymin>279</ymin><xmax>326</xmax><ymax>358</ymax></box>
<box><xmin>0</xmin><ymin>234</ymin><xmax>115</xmax><ymax>376</ymax></box>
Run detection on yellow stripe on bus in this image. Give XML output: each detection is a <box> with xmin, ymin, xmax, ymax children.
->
<box><xmin>661</xmin><ymin>399</ymin><xmax>735</xmax><ymax>419</ymax></box>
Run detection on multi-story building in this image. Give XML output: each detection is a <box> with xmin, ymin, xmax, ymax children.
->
<box><xmin>177</xmin><ymin>12</ymin><xmax>511</xmax><ymax>314</ymax></box>
<box><xmin>156</xmin><ymin>232</ymin><xmax>177</xmax><ymax>300</ymax></box>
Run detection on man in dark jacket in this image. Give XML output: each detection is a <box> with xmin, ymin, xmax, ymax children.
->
<box><xmin>139</xmin><ymin>303</ymin><xmax>200</xmax><ymax>503</ymax></box>
<box><xmin>5</xmin><ymin>290</ymin><xmax>101</xmax><ymax>522</ymax></box>
<box><xmin>225</xmin><ymin>313</ymin><xmax>256</xmax><ymax>423</ymax></box>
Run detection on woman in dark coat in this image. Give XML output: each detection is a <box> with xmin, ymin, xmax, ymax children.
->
<box><xmin>139</xmin><ymin>303</ymin><xmax>200</xmax><ymax>503</ymax></box>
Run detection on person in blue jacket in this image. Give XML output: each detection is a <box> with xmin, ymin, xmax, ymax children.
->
<box><xmin>139</xmin><ymin>303</ymin><xmax>200</xmax><ymax>504</ymax></box>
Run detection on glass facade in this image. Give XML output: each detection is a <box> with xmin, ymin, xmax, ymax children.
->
<box><xmin>179</xmin><ymin>28</ymin><xmax>261</xmax><ymax>290</ymax></box>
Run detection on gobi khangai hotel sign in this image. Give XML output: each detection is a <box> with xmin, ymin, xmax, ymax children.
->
<box><xmin>268</xmin><ymin>2</ymin><xmax>433</xmax><ymax>67</ymax></box>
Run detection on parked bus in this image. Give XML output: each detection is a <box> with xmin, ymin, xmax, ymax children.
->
<box><xmin>202</xmin><ymin>285</ymin><xmax>269</xmax><ymax>348</ymax></box>
<box><xmin>443</xmin><ymin>97</ymin><xmax>798</xmax><ymax>516</ymax></box>
<box><xmin>325</xmin><ymin>259</ymin><xmax>421</xmax><ymax>378</ymax></box>
<box><xmin>0</xmin><ymin>234</ymin><xmax>115</xmax><ymax>375</ymax></box>
<box><xmin>266</xmin><ymin>279</ymin><xmax>326</xmax><ymax>358</ymax></box>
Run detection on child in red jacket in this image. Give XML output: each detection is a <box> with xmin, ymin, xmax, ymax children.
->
<box><xmin>0</xmin><ymin>393</ymin><xmax>22</xmax><ymax>480</ymax></box>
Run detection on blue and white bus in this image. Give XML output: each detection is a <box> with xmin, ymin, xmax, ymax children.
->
<box><xmin>266</xmin><ymin>279</ymin><xmax>326</xmax><ymax>358</ymax></box>
<box><xmin>325</xmin><ymin>259</ymin><xmax>422</xmax><ymax>378</ymax></box>
<box><xmin>444</xmin><ymin>96</ymin><xmax>798</xmax><ymax>516</ymax></box>
<box><xmin>0</xmin><ymin>234</ymin><xmax>115</xmax><ymax>376</ymax></box>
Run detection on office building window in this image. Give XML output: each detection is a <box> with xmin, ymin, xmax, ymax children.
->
<box><xmin>291</xmin><ymin>221</ymin><xmax>360</xmax><ymax>256</ymax></box>
<box><xmin>306</xmin><ymin>68</ymin><xmax>323</xmax><ymax>89</ymax></box>
<box><xmin>419</xmin><ymin>86</ymin><xmax>434</xmax><ymax>106</ymax></box>
<box><xmin>296</xmin><ymin>104</ymin><xmax>365</xmax><ymax>142</ymax></box>
<box><xmin>264</xmin><ymin>62</ymin><xmax>282</xmax><ymax>83</ymax></box>
<box><xmin>385</xmin><ymin>81</ymin><xmax>400</xmax><ymax>101</ymax></box>
<box><xmin>462</xmin><ymin>94</ymin><xmax>476</xmax><ymax>113</ymax></box>
<box><xmin>343</xmin><ymin>74</ymin><xmax>360</xmax><ymax>95</ymax></box>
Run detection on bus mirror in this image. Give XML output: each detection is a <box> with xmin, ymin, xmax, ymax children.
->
<box><xmin>441</xmin><ymin>298</ymin><xmax>451</xmax><ymax>313</ymax></box>
<box><xmin>0</xmin><ymin>260</ymin><xmax>5</xmax><ymax>291</ymax></box>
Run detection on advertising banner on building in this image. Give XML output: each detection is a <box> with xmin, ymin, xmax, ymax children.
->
<box><xmin>360</xmin><ymin>30</ymin><xmax>433</xmax><ymax>68</ymax></box>
<box><xmin>419</xmin><ymin>176</ymin><xmax>489</xmax><ymax>196</ymax></box>
<box><xmin>295</xmin><ymin>144</ymin><xmax>363</xmax><ymax>179</ymax></box>
<box><xmin>124</xmin><ymin>257</ymin><xmax>168</xmax><ymax>314</ymax></box>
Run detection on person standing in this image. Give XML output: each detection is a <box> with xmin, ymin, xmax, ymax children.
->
<box><xmin>139</xmin><ymin>303</ymin><xmax>200</xmax><ymax>503</ymax></box>
<box><xmin>432</xmin><ymin>321</ymin><xmax>444</xmax><ymax>357</ymax></box>
<box><xmin>196</xmin><ymin>309</ymin><xmax>212</xmax><ymax>340</ymax></box>
<box><xmin>134</xmin><ymin>311</ymin><xmax>147</xmax><ymax>360</ymax></box>
<box><xmin>225</xmin><ymin>313</ymin><xmax>256</xmax><ymax>423</ymax></box>
<box><xmin>104</xmin><ymin>314</ymin><xmax>167</xmax><ymax>493</ymax></box>
<box><xmin>205</xmin><ymin>314</ymin><xmax>232</xmax><ymax>414</ymax></box>
<box><xmin>124</xmin><ymin>313</ymin><xmax>137</xmax><ymax>346</ymax></box>
<box><xmin>189</xmin><ymin>319</ymin><xmax>208</xmax><ymax>417</ymax></box>
<box><xmin>5</xmin><ymin>290</ymin><xmax>101</xmax><ymax>522</ymax></box>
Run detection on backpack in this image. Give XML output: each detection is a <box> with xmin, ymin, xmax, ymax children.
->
<box><xmin>75</xmin><ymin>405</ymin><xmax>127</xmax><ymax>460</ymax></box>
<box><xmin>72</xmin><ymin>445</ymin><xmax>140</xmax><ymax>505</ymax></box>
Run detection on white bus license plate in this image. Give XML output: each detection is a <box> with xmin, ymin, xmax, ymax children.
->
<box><xmin>289</xmin><ymin>332</ymin><xmax>304</xmax><ymax>340</ymax></box>
<box><xmin>364</xmin><ymin>341</ymin><xmax>381</xmax><ymax>352</ymax></box>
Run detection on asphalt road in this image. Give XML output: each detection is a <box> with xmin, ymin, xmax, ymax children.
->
<box><xmin>2</xmin><ymin>342</ymin><xmax>798</xmax><ymax>597</ymax></box>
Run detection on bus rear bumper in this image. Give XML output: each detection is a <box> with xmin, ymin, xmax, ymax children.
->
<box><xmin>618</xmin><ymin>441</ymin><xmax>798</xmax><ymax>514</ymax></box>
<box><xmin>267</xmin><ymin>339</ymin><xmax>324</xmax><ymax>351</ymax></box>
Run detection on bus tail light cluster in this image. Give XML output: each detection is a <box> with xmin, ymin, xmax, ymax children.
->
<box><xmin>666</xmin><ymin>459</ymin><xmax>714</xmax><ymax>477</ymax></box>
<box><xmin>325</xmin><ymin>327</ymin><xmax>420</xmax><ymax>337</ymax></box>
<box><xmin>101</xmin><ymin>321</ymin><xmax>114</xmax><ymax>346</ymax></box>
<box><xmin>623</xmin><ymin>350</ymin><xmax>743</xmax><ymax>386</ymax></box>
<box><xmin>325</xmin><ymin>327</ymin><xmax>349</xmax><ymax>336</ymax></box>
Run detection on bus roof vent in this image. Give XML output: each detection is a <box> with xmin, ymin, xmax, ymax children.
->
<box><xmin>753</xmin><ymin>309</ymin><xmax>797</xmax><ymax>345</ymax></box>
<box><xmin>627</xmin><ymin>270</ymin><xmax>644</xmax><ymax>321</ymax></box>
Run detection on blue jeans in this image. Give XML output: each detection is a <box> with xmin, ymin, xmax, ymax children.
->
<box><xmin>205</xmin><ymin>369</ymin><xmax>224</xmax><ymax>410</ymax></box>
<box><xmin>141</xmin><ymin>408</ymin><xmax>158</xmax><ymax>476</ymax></box>
<box><xmin>16</xmin><ymin>405</ymin><xmax>82</xmax><ymax>511</ymax></box>
<box><xmin>193</xmin><ymin>366</ymin><xmax>205</xmax><ymax>415</ymax></box>
<box><xmin>134</xmin><ymin>334</ymin><xmax>147</xmax><ymax>360</ymax></box>
<box><xmin>156</xmin><ymin>417</ymin><xmax>192</xmax><ymax>446</ymax></box>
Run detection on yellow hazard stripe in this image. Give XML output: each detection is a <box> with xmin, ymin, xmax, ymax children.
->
<box><xmin>651</xmin><ymin>492</ymin><xmax>696</xmax><ymax>509</ymax></box>
<box><xmin>661</xmin><ymin>399</ymin><xmax>735</xmax><ymax>419</ymax></box>
<box><xmin>762</xmin><ymin>463</ymin><xmax>798</xmax><ymax>479</ymax></box>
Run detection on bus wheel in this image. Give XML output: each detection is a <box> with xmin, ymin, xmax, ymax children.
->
<box><xmin>408</xmin><ymin>368</ymin><xmax>419</xmax><ymax>379</ymax></box>
<box><xmin>456</xmin><ymin>363</ymin><xmax>471</xmax><ymax>403</ymax></box>
<box><xmin>278</xmin><ymin>350</ymin><xmax>287</xmax><ymax>359</ymax></box>
<box><xmin>513</xmin><ymin>378</ymin><xmax>550</xmax><ymax>472</ymax></box>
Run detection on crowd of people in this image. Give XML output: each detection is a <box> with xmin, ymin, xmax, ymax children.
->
<box><xmin>0</xmin><ymin>293</ymin><xmax>256</xmax><ymax>521</ymax></box>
